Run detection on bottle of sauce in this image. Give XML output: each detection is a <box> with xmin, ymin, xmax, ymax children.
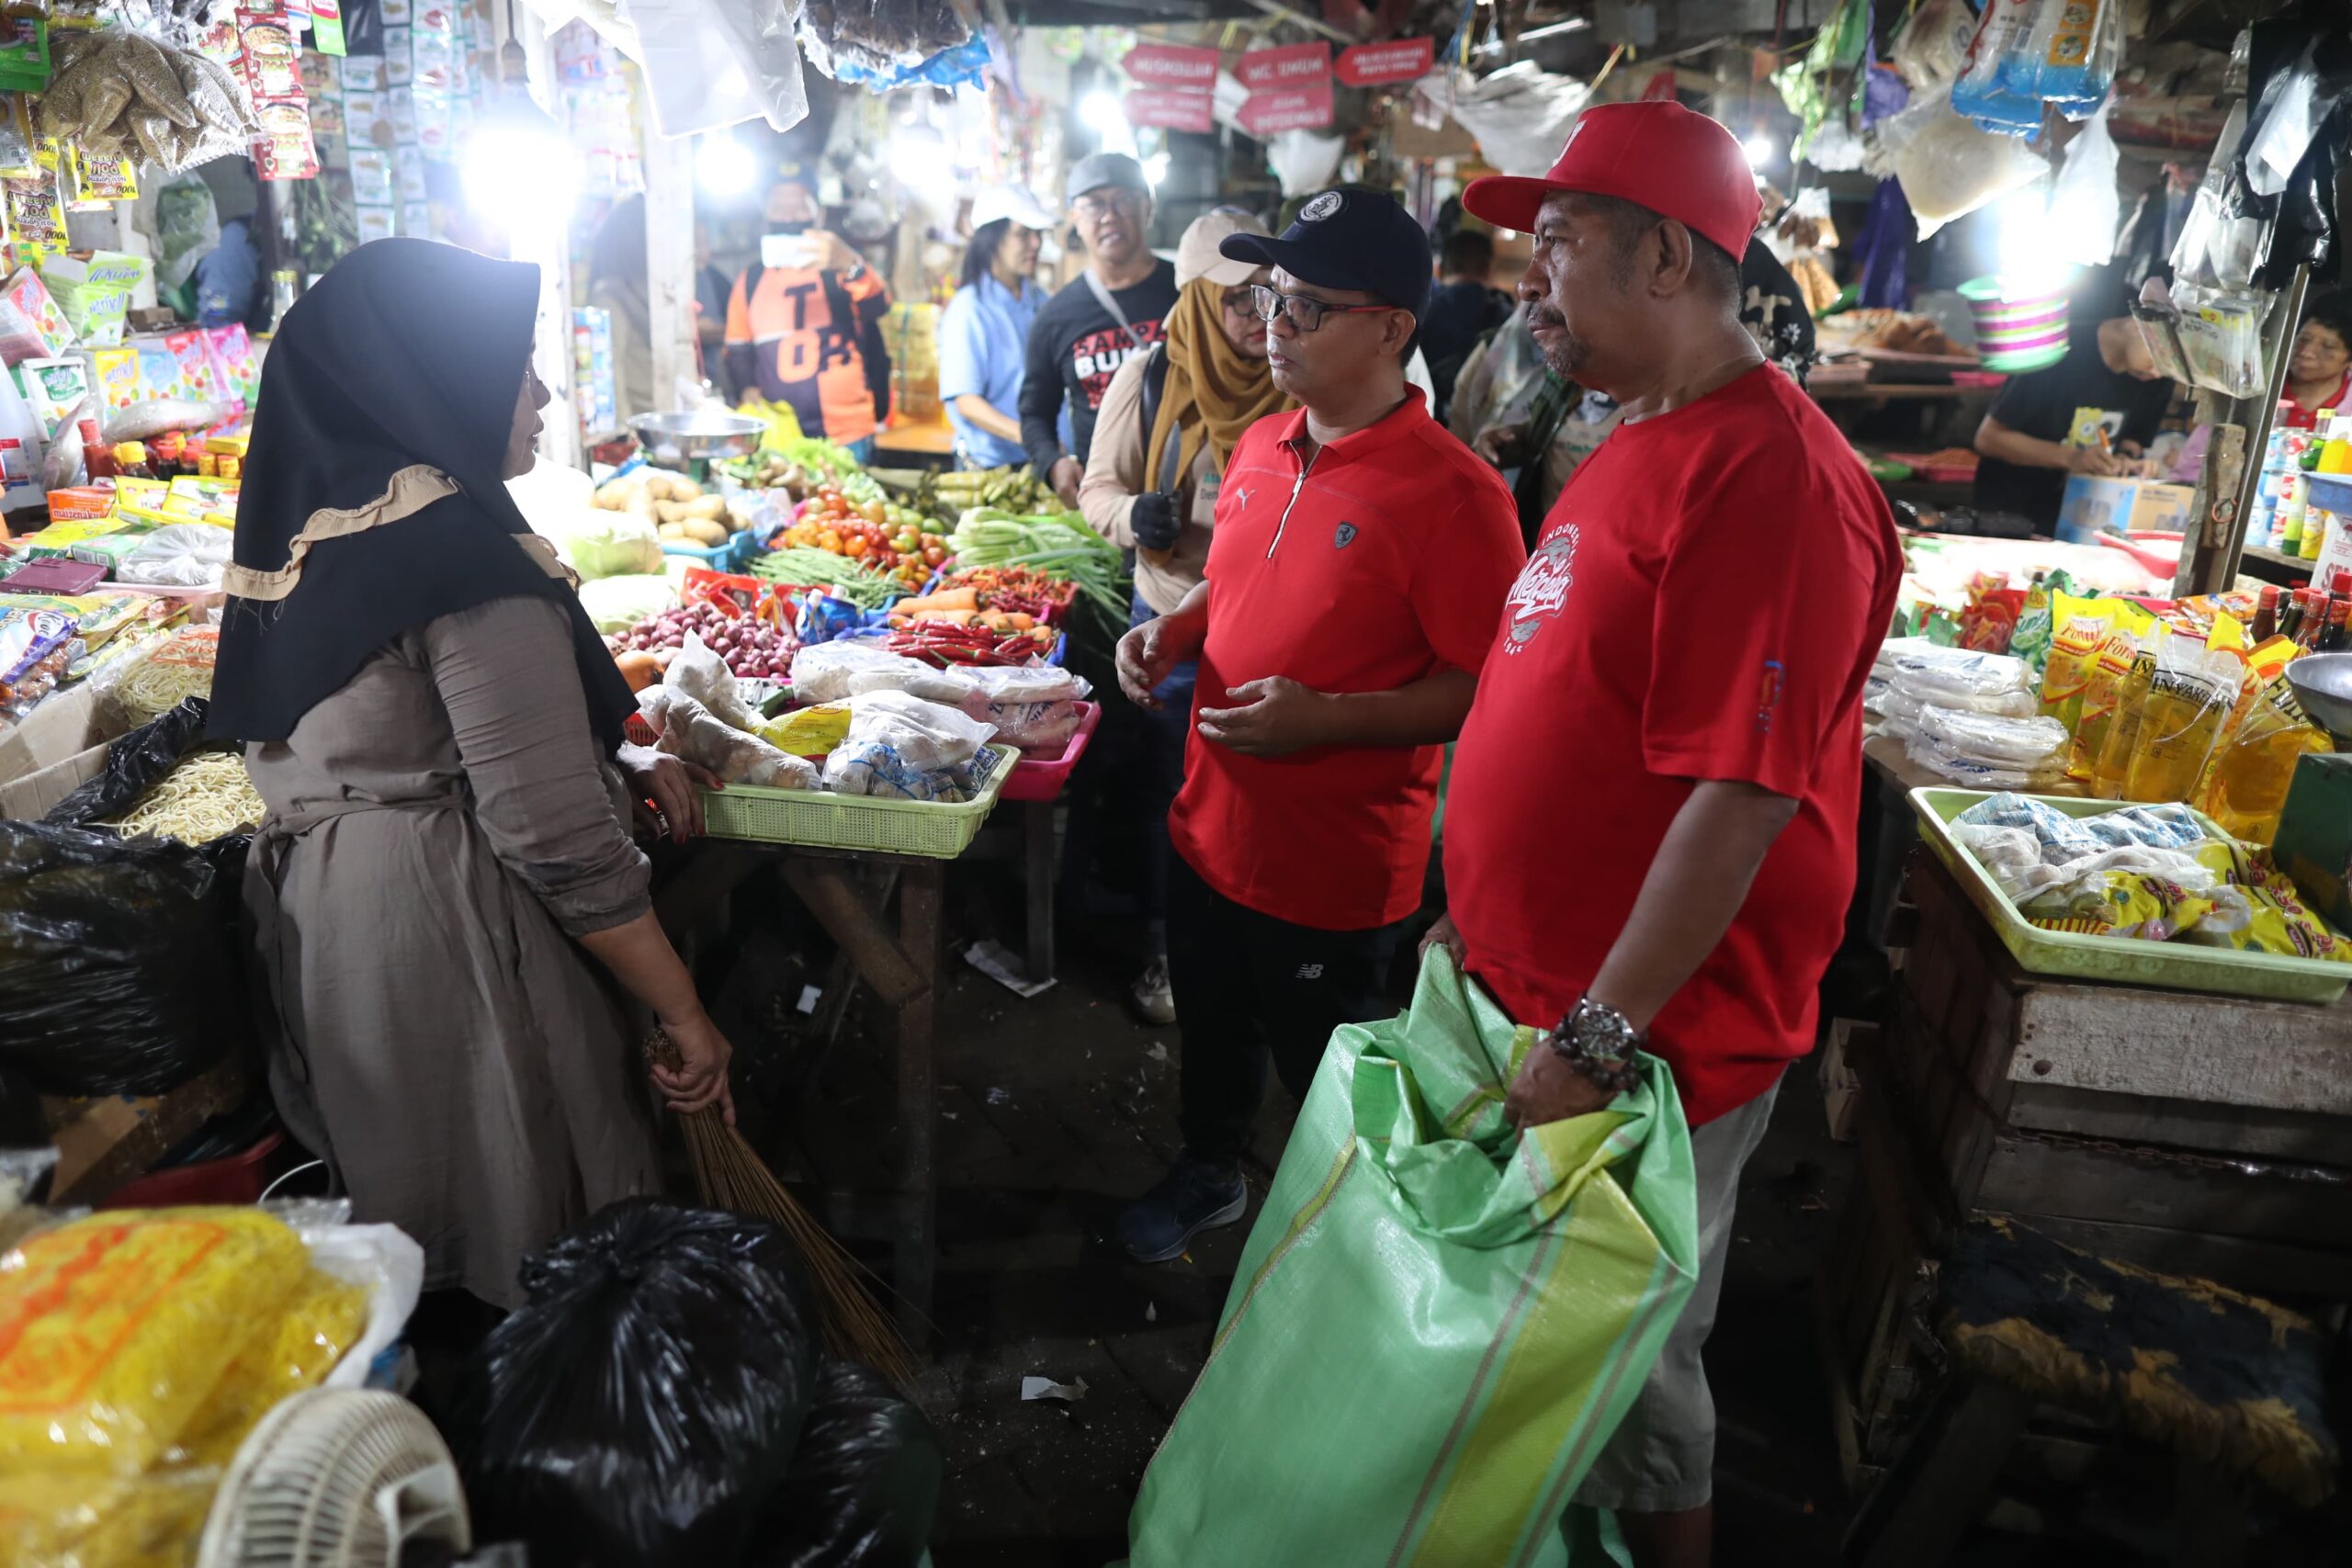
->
<box><xmin>2250</xmin><ymin>584</ymin><xmax>2278</xmax><ymax>643</ymax></box>
<box><xmin>2322</xmin><ymin>600</ymin><xmax>2351</xmax><ymax>653</ymax></box>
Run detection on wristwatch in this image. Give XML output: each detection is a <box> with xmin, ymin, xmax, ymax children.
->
<box><xmin>1545</xmin><ymin>997</ymin><xmax>1645</xmax><ymax>1094</ymax></box>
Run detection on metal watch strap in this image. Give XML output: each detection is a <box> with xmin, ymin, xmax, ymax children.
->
<box><xmin>1546</xmin><ymin>997</ymin><xmax>1643</xmax><ymax>1094</ymax></box>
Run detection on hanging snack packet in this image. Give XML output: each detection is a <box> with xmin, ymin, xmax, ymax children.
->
<box><xmin>2008</xmin><ymin>570</ymin><xmax>2075</xmax><ymax>675</ymax></box>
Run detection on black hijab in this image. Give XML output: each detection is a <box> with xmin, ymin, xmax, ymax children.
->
<box><xmin>207</xmin><ymin>239</ymin><xmax>637</xmax><ymax>752</ymax></box>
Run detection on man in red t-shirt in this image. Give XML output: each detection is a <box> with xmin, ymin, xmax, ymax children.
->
<box><xmin>1111</xmin><ymin>189</ymin><xmax>1523</xmax><ymax>1263</ymax></box>
<box><xmin>1440</xmin><ymin>104</ymin><xmax>1901</xmax><ymax>1566</ymax></box>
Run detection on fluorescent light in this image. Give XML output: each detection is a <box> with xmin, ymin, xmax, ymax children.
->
<box><xmin>463</xmin><ymin>101</ymin><xmax>577</xmax><ymax>245</ymax></box>
<box><xmin>1742</xmin><ymin>133</ymin><xmax>1776</xmax><ymax>168</ymax></box>
<box><xmin>696</xmin><ymin>131</ymin><xmax>755</xmax><ymax>197</ymax></box>
<box><xmin>1476</xmin><ymin>17</ymin><xmax>1591</xmax><ymax>51</ymax></box>
<box><xmin>1080</xmin><ymin>91</ymin><xmax>1125</xmax><ymax>134</ymax></box>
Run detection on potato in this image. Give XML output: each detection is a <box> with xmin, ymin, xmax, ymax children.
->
<box><xmin>683</xmin><ymin>515</ymin><xmax>729</xmax><ymax>547</ymax></box>
<box><xmin>681</xmin><ymin>494</ymin><xmax>727</xmax><ymax>522</ymax></box>
<box><xmin>658</xmin><ymin>523</ymin><xmax>688</xmax><ymax>541</ymax></box>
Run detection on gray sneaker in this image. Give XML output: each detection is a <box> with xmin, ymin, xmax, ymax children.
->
<box><xmin>1133</xmin><ymin>955</ymin><xmax>1176</xmax><ymax>1026</ymax></box>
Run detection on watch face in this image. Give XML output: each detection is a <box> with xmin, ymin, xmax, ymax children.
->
<box><xmin>1571</xmin><ymin>1000</ymin><xmax>1635</xmax><ymax>1057</ymax></box>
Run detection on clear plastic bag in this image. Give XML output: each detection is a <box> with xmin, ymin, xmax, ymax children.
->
<box><xmin>789</xmin><ymin>640</ymin><xmax>989</xmax><ymax>716</ymax></box>
<box><xmin>2050</xmin><ymin>98</ymin><xmax>2121</xmax><ymax>268</ymax></box>
<box><xmin>2168</xmin><ymin>100</ymin><xmax>2263</xmax><ymax>288</ymax></box>
<box><xmin>1892</xmin><ymin>0</ymin><xmax>1979</xmax><ymax>93</ymax></box>
<box><xmin>1918</xmin><ymin>707</ymin><xmax>2070</xmax><ymax>767</ymax></box>
<box><xmin>627</xmin><ymin>0</ymin><xmax>811</xmax><ymax>138</ymax></box>
<box><xmin>116</xmin><ymin>524</ymin><xmax>236</xmax><ymax>589</ymax></box>
<box><xmin>667</xmin><ymin>631</ymin><xmax>761</xmax><ymax>731</ymax></box>
<box><xmin>1879</xmin><ymin>83</ymin><xmax>2050</xmax><ymax>237</ymax></box>
<box><xmin>2171</xmin><ymin>280</ymin><xmax>2268</xmax><ymax>398</ymax></box>
<box><xmin>1887</xmin><ymin>646</ymin><xmax>2036</xmax><ymax>700</ymax></box>
<box><xmin>642</xmin><ymin>687</ymin><xmax>819</xmax><ymax>789</ymax></box>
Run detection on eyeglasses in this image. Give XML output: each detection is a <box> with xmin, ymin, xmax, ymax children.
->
<box><xmin>1249</xmin><ymin>285</ymin><xmax>1396</xmax><ymax>333</ymax></box>
<box><xmin>1072</xmin><ymin>189</ymin><xmax>1144</xmax><ymax>220</ymax></box>
<box><xmin>1219</xmin><ymin>288</ymin><xmax>1257</xmax><ymax>316</ymax></box>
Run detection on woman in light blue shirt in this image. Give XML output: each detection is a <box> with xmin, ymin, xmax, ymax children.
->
<box><xmin>938</xmin><ymin>186</ymin><xmax>1051</xmax><ymax>468</ymax></box>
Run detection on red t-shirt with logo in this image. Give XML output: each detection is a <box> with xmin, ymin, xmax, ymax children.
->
<box><xmin>1169</xmin><ymin>391</ymin><xmax>1523</xmax><ymax>931</ymax></box>
<box><xmin>1444</xmin><ymin>366</ymin><xmax>1902</xmax><ymax>1126</ymax></box>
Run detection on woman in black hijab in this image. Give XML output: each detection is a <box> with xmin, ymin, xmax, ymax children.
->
<box><xmin>212</xmin><ymin>239</ymin><xmax>730</xmax><ymax>1307</ymax></box>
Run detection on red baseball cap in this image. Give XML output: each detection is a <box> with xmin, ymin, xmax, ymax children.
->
<box><xmin>1462</xmin><ymin>101</ymin><xmax>1761</xmax><ymax>264</ymax></box>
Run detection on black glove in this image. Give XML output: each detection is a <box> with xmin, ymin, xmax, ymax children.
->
<box><xmin>1129</xmin><ymin>491</ymin><xmax>1182</xmax><ymax>551</ymax></box>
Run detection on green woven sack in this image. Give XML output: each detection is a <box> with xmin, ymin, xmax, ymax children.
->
<box><xmin>1121</xmin><ymin>947</ymin><xmax>1700</xmax><ymax>1568</ymax></box>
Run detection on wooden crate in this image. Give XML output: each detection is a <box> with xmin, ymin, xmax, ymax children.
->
<box><xmin>1819</xmin><ymin>850</ymin><xmax>2352</xmax><ymax>1475</ymax></box>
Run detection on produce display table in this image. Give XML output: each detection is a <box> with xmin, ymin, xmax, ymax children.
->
<box><xmin>874</xmin><ymin>420</ymin><xmax>956</xmax><ymax>471</ymax></box>
<box><xmin>40</xmin><ymin>1054</ymin><xmax>252</xmax><ymax>1206</ymax></box>
<box><xmin>1817</xmin><ymin>848</ymin><xmax>2352</xmax><ymax>1485</ymax></box>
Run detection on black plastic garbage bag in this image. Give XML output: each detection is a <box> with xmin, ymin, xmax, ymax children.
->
<box><xmin>43</xmin><ymin>697</ymin><xmax>212</xmax><ymax>829</ymax></box>
<box><xmin>0</xmin><ymin>820</ymin><xmax>246</xmax><ymax>1095</ymax></box>
<box><xmin>457</xmin><ymin>1198</ymin><xmax>822</xmax><ymax>1568</ymax></box>
<box><xmin>753</xmin><ymin>1359</ymin><xmax>944</xmax><ymax>1568</ymax></box>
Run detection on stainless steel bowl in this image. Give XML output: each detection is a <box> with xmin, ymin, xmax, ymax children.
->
<box><xmin>628</xmin><ymin>411</ymin><xmax>765</xmax><ymax>465</ymax></box>
<box><xmin>2286</xmin><ymin>652</ymin><xmax>2352</xmax><ymax>750</ymax></box>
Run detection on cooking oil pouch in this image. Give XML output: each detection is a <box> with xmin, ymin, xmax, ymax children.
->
<box><xmin>2035</xmin><ymin>594</ymin><xmax>2117</xmax><ymax>731</ymax></box>
<box><xmin>2091</xmin><ymin>623</ymin><xmax>2168</xmax><ymax>798</ymax></box>
<box><xmin>2067</xmin><ymin>626</ymin><xmax>2144</xmax><ymax>780</ymax></box>
<box><xmin>0</xmin><ymin>1207</ymin><xmax>307</xmax><ymax>1473</ymax></box>
<box><xmin>2122</xmin><ymin>636</ymin><xmax>2240</xmax><ymax>805</ymax></box>
<box><xmin>2195</xmin><ymin>665</ymin><xmax>2332</xmax><ymax>845</ymax></box>
<box><xmin>2023</xmin><ymin>871</ymin><xmax>2216</xmax><ymax>941</ymax></box>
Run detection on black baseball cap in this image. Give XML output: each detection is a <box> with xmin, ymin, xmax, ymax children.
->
<box><xmin>1218</xmin><ymin>187</ymin><xmax>1431</xmax><ymax>320</ymax></box>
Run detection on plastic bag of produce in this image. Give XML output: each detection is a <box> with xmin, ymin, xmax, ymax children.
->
<box><xmin>642</xmin><ymin>688</ymin><xmax>820</xmax><ymax>789</ymax></box>
<box><xmin>44</xmin><ymin>696</ymin><xmax>209</xmax><ymax>828</ymax></box>
<box><xmin>960</xmin><ymin>664</ymin><xmax>1089</xmax><ymax>750</ymax></box>
<box><xmin>456</xmin><ymin>1199</ymin><xmax>821</xmax><ymax>1568</ymax></box>
<box><xmin>0</xmin><ymin>1207</ymin><xmax>309</xmax><ymax>1473</ymax></box>
<box><xmin>570</xmin><ymin>512</ymin><xmax>666</xmax><ymax>581</ymax></box>
<box><xmin>1876</xmin><ymin>83</ymin><xmax>2048</xmax><ymax>236</ymax></box>
<box><xmin>668</xmin><ymin>631</ymin><xmax>762</xmax><ymax>730</ymax></box>
<box><xmin>580</xmin><ymin>572</ymin><xmax>678</xmax><ymax>635</ymax></box>
<box><xmin>1120</xmin><ymin>947</ymin><xmax>1699</xmax><ymax>1568</ymax></box>
<box><xmin>0</xmin><ymin>821</ymin><xmax>248</xmax><ymax>1096</ymax></box>
<box><xmin>755</xmin><ymin>1360</ymin><xmax>943</xmax><ymax>1568</ymax></box>
<box><xmin>790</xmin><ymin>640</ymin><xmax>990</xmax><ymax>716</ymax></box>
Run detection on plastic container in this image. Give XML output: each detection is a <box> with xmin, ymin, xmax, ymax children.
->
<box><xmin>660</xmin><ymin>532</ymin><xmax>756</xmax><ymax>574</ymax></box>
<box><xmin>700</xmin><ymin>746</ymin><xmax>1018</xmax><ymax>858</ymax></box>
<box><xmin>1909</xmin><ymin>786</ymin><xmax>2350</xmax><ymax>1004</ymax></box>
<box><xmin>99</xmin><ymin>1129</ymin><xmax>287</xmax><ymax>1210</ymax></box>
<box><xmin>1001</xmin><ymin>701</ymin><xmax>1102</xmax><ymax>803</ymax></box>
<box><xmin>1959</xmin><ymin>276</ymin><xmax>2069</xmax><ymax>372</ymax></box>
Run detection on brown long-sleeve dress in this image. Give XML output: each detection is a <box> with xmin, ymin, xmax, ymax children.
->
<box><xmin>245</xmin><ymin>593</ymin><xmax>661</xmax><ymax>1307</ymax></box>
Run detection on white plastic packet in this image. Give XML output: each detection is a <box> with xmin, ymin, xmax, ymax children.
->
<box><xmin>789</xmin><ymin>640</ymin><xmax>989</xmax><ymax>716</ymax></box>
<box><xmin>644</xmin><ymin>687</ymin><xmax>818</xmax><ymax>788</ymax></box>
<box><xmin>1918</xmin><ymin>707</ymin><xmax>2069</xmax><ymax>767</ymax></box>
<box><xmin>667</xmin><ymin>631</ymin><xmax>761</xmax><ymax>731</ymax></box>
<box><xmin>117</xmin><ymin>523</ymin><xmax>234</xmax><ymax>588</ymax></box>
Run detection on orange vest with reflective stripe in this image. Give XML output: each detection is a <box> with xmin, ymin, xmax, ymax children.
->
<box><xmin>725</xmin><ymin>265</ymin><xmax>884</xmax><ymax>446</ymax></box>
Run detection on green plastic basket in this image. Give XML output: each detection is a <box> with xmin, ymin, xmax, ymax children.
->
<box><xmin>1910</xmin><ymin>788</ymin><xmax>2350</xmax><ymax>1005</ymax></box>
<box><xmin>700</xmin><ymin>748</ymin><xmax>1018</xmax><ymax>858</ymax></box>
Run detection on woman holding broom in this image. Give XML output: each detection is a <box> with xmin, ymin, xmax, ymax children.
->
<box><xmin>208</xmin><ymin>239</ymin><xmax>733</xmax><ymax>1312</ymax></box>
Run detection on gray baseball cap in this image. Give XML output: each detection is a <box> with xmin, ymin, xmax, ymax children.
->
<box><xmin>1068</xmin><ymin>152</ymin><xmax>1149</xmax><ymax>203</ymax></box>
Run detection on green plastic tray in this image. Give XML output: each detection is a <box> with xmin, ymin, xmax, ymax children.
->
<box><xmin>1909</xmin><ymin>788</ymin><xmax>2351</xmax><ymax>1006</ymax></box>
<box><xmin>700</xmin><ymin>748</ymin><xmax>1017</xmax><ymax>859</ymax></box>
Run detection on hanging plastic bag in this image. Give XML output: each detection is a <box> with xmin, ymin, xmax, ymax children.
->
<box><xmin>2242</xmin><ymin>37</ymin><xmax>2326</xmax><ymax>199</ymax></box>
<box><xmin>1413</xmin><ymin>63</ymin><xmax>1590</xmax><ymax>177</ymax></box>
<box><xmin>2050</xmin><ymin>99</ymin><xmax>2122</xmax><ymax>268</ymax></box>
<box><xmin>1892</xmin><ymin>0</ymin><xmax>1979</xmax><ymax>93</ymax></box>
<box><xmin>1120</xmin><ymin>947</ymin><xmax>1700</xmax><ymax>1568</ymax></box>
<box><xmin>2169</xmin><ymin>100</ymin><xmax>2265</xmax><ymax>288</ymax></box>
<box><xmin>1879</xmin><ymin>83</ymin><xmax>2050</xmax><ymax>237</ymax></box>
<box><xmin>458</xmin><ymin>1199</ymin><xmax>822</xmax><ymax>1568</ymax></box>
<box><xmin>755</xmin><ymin>1360</ymin><xmax>944</xmax><ymax>1568</ymax></box>
<box><xmin>621</xmin><ymin>0</ymin><xmax>809</xmax><ymax>138</ymax></box>
<box><xmin>0</xmin><ymin>820</ymin><xmax>248</xmax><ymax>1097</ymax></box>
<box><xmin>2170</xmin><ymin>281</ymin><xmax>2268</xmax><ymax>399</ymax></box>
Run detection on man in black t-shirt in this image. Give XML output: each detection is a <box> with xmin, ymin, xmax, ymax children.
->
<box><xmin>1020</xmin><ymin>153</ymin><xmax>1179</xmax><ymax>505</ymax></box>
<box><xmin>1973</xmin><ymin>316</ymin><xmax>2173</xmax><ymax>532</ymax></box>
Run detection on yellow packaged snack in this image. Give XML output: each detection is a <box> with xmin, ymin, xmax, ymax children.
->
<box><xmin>0</xmin><ymin>1465</ymin><xmax>217</xmax><ymax>1568</ymax></box>
<box><xmin>2180</xmin><ymin>884</ymin><xmax>2352</xmax><ymax>963</ymax></box>
<box><xmin>2024</xmin><ymin>871</ymin><xmax>2216</xmax><ymax>941</ymax></box>
<box><xmin>167</xmin><ymin>1268</ymin><xmax>370</xmax><ymax>1467</ymax></box>
<box><xmin>0</xmin><ymin>1208</ymin><xmax>306</xmax><ymax>1474</ymax></box>
<box><xmin>757</xmin><ymin>701</ymin><xmax>852</xmax><ymax>757</ymax></box>
<box><xmin>2036</xmin><ymin>593</ymin><xmax>2119</xmax><ymax>734</ymax></box>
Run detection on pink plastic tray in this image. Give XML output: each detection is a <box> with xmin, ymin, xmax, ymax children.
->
<box><xmin>1002</xmin><ymin>701</ymin><xmax>1101</xmax><ymax>803</ymax></box>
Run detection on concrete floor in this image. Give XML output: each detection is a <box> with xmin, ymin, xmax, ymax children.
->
<box><xmin>708</xmin><ymin>831</ymin><xmax>2343</xmax><ymax>1568</ymax></box>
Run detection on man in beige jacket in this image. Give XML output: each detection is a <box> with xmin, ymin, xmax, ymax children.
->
<box><xmin>1080</xmin><ymin>209</ymin><xmax>1286</xmax><ymax>1024</ymax></box>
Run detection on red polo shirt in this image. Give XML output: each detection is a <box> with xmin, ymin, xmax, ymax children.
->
<box><xmin>1169</xmin><ymin>390</ymin><xmax>1522</xmax><ymax>932</ymax></box>
<box><xmin>1444</xmin><ymin>366</ymin><xmax>1902</xmax><ymax>1125</ymax></box>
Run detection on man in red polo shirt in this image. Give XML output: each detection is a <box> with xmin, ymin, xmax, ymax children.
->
<box><xmin>1112</xmin><ymin>188</ymin><xmax>1523</xmax><ymax>1263</ymax></box>
<box><xmin>1437</xmin><ymin>105</ymin><xmax>1901</xmax><ymax>1565</ymax></box>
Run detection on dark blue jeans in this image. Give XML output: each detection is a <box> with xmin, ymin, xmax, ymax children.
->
<box><xmin>1129</xmin><ymin>591</ymin><xmax>1199</xmax><ymax>955</ymax></box>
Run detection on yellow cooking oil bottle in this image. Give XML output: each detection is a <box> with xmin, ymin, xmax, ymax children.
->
<box><xmin>2091</xmin><ymin>624</ymin><xmax>2165</xmax><ymax>798</ymax></box>
<box><xmin>2123</xmin><ymin>635</ymin><xmax>2243</xmax><ymax>805</ymax></box>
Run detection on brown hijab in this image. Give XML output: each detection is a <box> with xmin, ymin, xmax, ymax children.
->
<box><xmin>1143</xmin><ymin>276</ymin><xmax>1291</xmax><ymax>493</ymax></box>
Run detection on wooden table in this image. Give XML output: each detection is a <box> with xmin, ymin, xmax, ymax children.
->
<box><xmin>1818</xmin><ymin>849</ymin><xmax>2352</xmax><ymax>1484</ymax></box>
<box><xmin>874</xmin><ymin>419</ymin><xmax>955</xmax><ymax>472</ymax></box>
<box><xmin>658</xmin><ymin>841</ymin><xmax>945</xmax><ymax>1345</ymax></box>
